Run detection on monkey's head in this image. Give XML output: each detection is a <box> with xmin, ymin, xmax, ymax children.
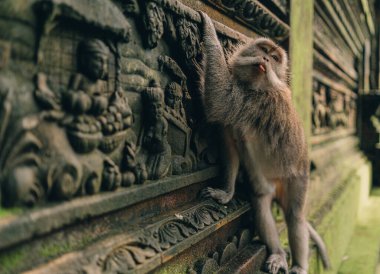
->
<box><xmin>230</xmin><ymin>37</ymin><xmax>288</xmax><ymax>89</ymax></box>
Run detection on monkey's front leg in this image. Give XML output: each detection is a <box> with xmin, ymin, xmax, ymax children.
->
<box><xmin>201</xmin><ymin>126</ymin><xmax>239</xmax><ymax>204</ymax></box>
<box><xmin>238</xmin><ymin>138</ymin><xmax>288</xmax><ymax>274</ymax></box>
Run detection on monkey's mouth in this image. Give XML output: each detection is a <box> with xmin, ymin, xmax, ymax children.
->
<box><xmin>254</xmin><ymin>63</ymin><xmax>266</xmax><ymax>73</ymax></box>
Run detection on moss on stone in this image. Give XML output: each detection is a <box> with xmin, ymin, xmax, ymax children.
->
<box><xmin>40</xmin><ymin>234</ymin><xmax>92</xmax><ymax>259</ymax></box>
<box><xmin>0</xmin><ymin>249</ymin><xmax>26</xmax><ymax>274</ymax></box>
<box><xmin>307</xmin><ymin>157</ymin><xmax>372</xmax><ymax>274</ymax></box>
<box><xmin>337</xmin><ymin>188</ymin><xmax>380</xmax><ymax>274</ymax></box>
<box><xmin>40</xmin><ymin>242</ymin><xmax>72</xmax><ymax>259</ymax></box>
<box><xmin>0</xmin><ymin>207</ymin><xmax>22</xmax><ymax>218</ymax></box>
<box><xmin>0</xmin><ymin>232</ymin><xmax>94</xmax><ymax>273</ymax></box>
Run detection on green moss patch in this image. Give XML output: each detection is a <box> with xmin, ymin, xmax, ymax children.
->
<box><xmin>0</xmin><ymin>207</ymin><xmax>22</xmax><ymax>218</ymax></box>
<box><xmin>337</xmin><ymin>189</ymin><xmax>380</xmax><ymax>274</ymax></box>
<box><xmin>0</xmin><ymin>249</ymin><xmax>26</xmax><ymax>274</ymax></box>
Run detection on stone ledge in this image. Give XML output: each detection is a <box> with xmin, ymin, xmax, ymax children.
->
<box><xmin>0</xmin><ymin>167</ymin><xmax>218</xmax><ymax>250</ymax></box>
<box><xmin>21</xmin><ymin>198</ymin><xmax>249</xmax><ymax>274</ymax></box>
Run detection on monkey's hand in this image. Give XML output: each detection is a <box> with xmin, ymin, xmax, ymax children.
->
<box><xmin>265</xmin><ymin>254</ymin><xmax>288</xmax><ymax>274</ymax></box>
<box><xmin>200</xmin><ymin>187</ymin><xmax>234</xmax><ymax>204</ymax></box>
<box><xmin>199</xmin><ymin>11</ymin><xmax>220</xmax><ymax>47</ymax></box>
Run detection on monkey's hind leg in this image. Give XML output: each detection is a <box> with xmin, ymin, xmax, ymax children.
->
<box><xmin>239</xmin><ymin>141</ymin><xmax>288</xmax><ymax>274</ymax></box>
<box><xmin>201</xmin><ymin>127</ymin><xmax>239</xmax><ymax>204</ymax></box>
<box><xmin>283</xmin><ymin>176</ymin><xmax>309</xmax><ymax>274</ymax></box>
<box><xmin>251</xmin><ymin>193</ymin><xmax>288</xmax><ymax>274</ymax></box>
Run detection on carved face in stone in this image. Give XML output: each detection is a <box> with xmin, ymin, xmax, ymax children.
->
<box><xmin>165</xmin><ymin>82</ymin><xmax>182</xmax><ymax>110</ymax></box>
<box><xmin>77</xmin><ymin>39</ymin><xmax>109</xmax><ymax>81</ymax></box>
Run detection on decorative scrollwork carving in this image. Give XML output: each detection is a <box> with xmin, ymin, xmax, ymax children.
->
<box><xmin>187</xmin><ymin>228</ymin><xmax>253</xmax><ymax>273</ymax></box>
<box><xmin>205</xmin><ymin>0</ymin><xmax>289</xmax><ymax>41</ymax></box>
<box><xmin>97</xmin><ymin>198</ymin><xmax>247</xmax><ymax>273</ymax></box>
<box><xmin>102</xmin><ymin>241</ymin><xmax>156</xmax><ymax>272</ymax></box>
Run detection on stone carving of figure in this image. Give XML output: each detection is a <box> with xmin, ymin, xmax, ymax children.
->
<box><xmin>328</xmin><ymin>90</ymin><xmax>347</xmax><ymax>128</ymax></box>
<box><xmin>32</xmin><ymin>39</ymin><xmax>141</xmax><ymax>200</ymax></box>
<box><xmin>312</xmin><ymin>84</ymin><xmax>329</xmax><ymax>133</ymax></box>
<box><xmin>64</xmin><ymin>39</ymin><xmax>109</xmax><ymax>116</ymax></box>
<box><xmin>163</xmin><ymin>81</ymin><xmax>195</xmax><ymax>175</ymax></box>
<box><xmin>141</xmin><ymin>80</ymin><xmax>171</xmax><ymax>179</ymax></box>
<box><xmin>143</xmin><ymin>1</ymin><xmax>165</xmax><ymax>48</ymax></box>
<box><xmin>165</xmin><ymin>82</ymin><xmax>186</xmax><ymax>124</ymax></box>
<box><xmin>61</xmin><ymin>39</ymin><xmax>110</xmax><ymax>153</ymax></box>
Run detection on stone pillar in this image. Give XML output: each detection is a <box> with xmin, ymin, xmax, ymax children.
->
<box><xmin>290</xmin><ymin>0</ymin><xmax>314</xmax><ymax>146</ymax></box>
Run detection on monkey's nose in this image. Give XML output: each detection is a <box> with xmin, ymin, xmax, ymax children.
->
<box><xmin>263</xmin><ymin>56</ymin><xmax>269</xmax><ymax>62</ymax></box>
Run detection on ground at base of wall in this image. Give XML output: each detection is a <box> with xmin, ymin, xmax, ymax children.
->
<box><xmin>338</xmin><ymin>188</ymin><xmax>380</xmax><ymax>274</ymax></box>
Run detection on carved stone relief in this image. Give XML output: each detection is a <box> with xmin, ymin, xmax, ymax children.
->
<box><xmin>270</xmin><ymin>0</ymin><xmax>288</xmax><ymax>16</ymax></box>
<box><xmin>312</xmin><ymin>81</ymin><xmax>329</xmax><ymax>133</ymax></box>
<box><xmin>204</xmin><ymin>0</ymin><xmax>289</xmax><ymax>41</ymax></box>
<box><xmin>0</xmin><ymin>0</ymin><xmax>246</xmax><ymax>208</ymax></box>
<box><xmin>312</xmin><ymin>80</ymin><xmax>356</xmax><ymax>134</ymax></box>
<box><xmin>187</xmin><ymin>229</ymin><xmax>253</xmax><ymax>273</ymax></box>
<box><xmin>22</xmin><ymin>198</ymin><xmax>248</xmax><ymax>273</ymax></box>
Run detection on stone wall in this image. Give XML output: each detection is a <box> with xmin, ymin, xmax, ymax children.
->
<box><xmin>0</xmin><ymin>0</ymin><xmax>375</xmax><ymax>273</ymax></box>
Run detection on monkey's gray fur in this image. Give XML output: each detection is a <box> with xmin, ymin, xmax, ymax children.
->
<box><xmin>198</xmin><ymin>12</ymin><xmax>330</xmax><ymax>274</ymax></box>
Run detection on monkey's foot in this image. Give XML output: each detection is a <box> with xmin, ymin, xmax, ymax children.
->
<box><xmin>289</xmin><ymin>266</ymin><xmax>306</xmax><ymax>274</ymax></box>
<box><xmin>265</xmin><ymin>254</ymin><xmax>288</xmax><ymax>274</ymax></box>
<box><xmin>200</xmin><ymin>187</ymin><xmax>234</xmax><ymax>204</ymax></box>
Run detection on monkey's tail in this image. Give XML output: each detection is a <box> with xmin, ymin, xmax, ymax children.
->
<box><xmin>307</xmin><ymin>222</ymin><xmax>330</xmax><ymax>269</ymax></box>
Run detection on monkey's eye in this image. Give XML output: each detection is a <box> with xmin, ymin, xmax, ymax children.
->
<box><xmin>260</xmin><ymin>46</ymin><xmax>268</xmax><ymax>53</ymax></box>
<box><xmin>271</xmin><ymin>55</ymin><xmax>279</xmax><ymax>62</ymax></box>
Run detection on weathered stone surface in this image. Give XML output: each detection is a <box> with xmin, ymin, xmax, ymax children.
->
<box><xmin>0</xmin><ymin>0</ymin><xmax>376</xmax><ymax>273</ymax></box>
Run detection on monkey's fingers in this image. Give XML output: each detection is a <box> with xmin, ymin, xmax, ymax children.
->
<box><xmin>199</xmin><ymin>187</ymin><xmax>214</xmax><ymax>198</ymax></box>
<box><xmin>198</xmin><ymin>11</ymin><xmax>217</xmax><ymax>40</ymax></box>
<box><xmin>199</xmin><ymin>11</ymin><xmax>212</xmax><ymax>27</ymax></box>
<box><xmin>265</xmin><ymin>254</ymin><xmax>288</xmax><ymax>274</ymax></box>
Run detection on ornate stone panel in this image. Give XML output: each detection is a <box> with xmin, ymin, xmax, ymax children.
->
<box><xmin>0</xmin><ymin>0</ymin><xmax>240</xmax><ymax>208</ymax></box>
<box><xmin>311</xmin><ymin>0</ymin><xmax>374</xmax><ymax>143</ymax></box>
<box><xmin>0</xmin><ymin>0</ymin><xmax>262</xmax><ymax>273</ymax></box>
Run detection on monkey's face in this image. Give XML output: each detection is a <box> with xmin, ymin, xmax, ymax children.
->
<box><xmin>230</xmin><ymin>38</ymin><xmax>288</xmax><ymax>87</ymax></box>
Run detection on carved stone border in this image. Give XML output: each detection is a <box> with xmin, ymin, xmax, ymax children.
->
<box><xmin>270</xmin><ymin>0</ymin><xmax>288</xmax><ymax>16</ymax></box>
<box><xmin>187</xmin><ymin>228</ymin><xmax>256</xmax><ymax>273</ymax></box>
<box><xmin>25</xmin><ymin>198</ymin><xmax>250</xmax><ymax>274</ymax></box>
<box><xmin>204</xmin><ymin>0</ymin><xmax>289</xmax><ymax>41</ymax></box>
<box><xmin>0</xmin><ymin>167</ymin><xmax>218</xmax><ymax>250</ymax></box>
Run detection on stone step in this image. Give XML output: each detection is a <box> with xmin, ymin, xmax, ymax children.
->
<box><xmin>217</xmin><ymin>242</ymin><xmax>267</xmax><ymax>274</ymax></box>
<box><xmin>22</xmin><ymin>198</ymin><xmax>250</xmax><ymax>274</ymax></box>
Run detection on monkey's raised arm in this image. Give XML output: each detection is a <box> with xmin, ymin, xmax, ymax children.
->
<box><xmin>199</xmin><ymin>12</ymin><xmax>232</xmax><ymax>123</ymax></box>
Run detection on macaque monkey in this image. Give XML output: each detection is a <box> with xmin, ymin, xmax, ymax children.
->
<box><xmin>198</xmin><ymin>12</ymin><xmax>330</xmax><ymax>274</ymax></box>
